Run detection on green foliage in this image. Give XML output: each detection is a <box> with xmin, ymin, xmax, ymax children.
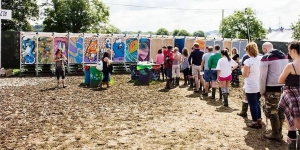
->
<box><xmin>219</xmin><ymin>8</ymin><xmax>266</xmax><ymax>41</ymax></box>
<box><xmin>291</xmin><ymin>16</ymin><xmax>300</xmax><ymax>40</ymax></box>
<box><xmin>156</xmin><ymin>28</ymin><xmax>169</xmax><ymax>35</ymax></box>
<box><xmin>172</xmin><ymin>29</ymin><xmax>180</xmax><ymax>36</ymax></box>
<box><xmin>1</xmin><ymin>0</ymin><xmax>39</xmax><ymax>31</ymax></box>
<box><xmin>193</xmin><ymin>30</ymin><xmax>205</xmax><ymax>37</ymax></box>
<box><xmin>32</xmin><ymin>24</ymin><xmax>44</xmax><ymax>32</ymax></box>
<box><xmin>177</xmin><ymin>30</ymin><xmax>191</xmax><ymax>36</ymax></box>
<box><xmin>98</xmin><ymin>24</ymin><xmax>121</xmax><ymax>34</ymax></box>
<box><xmin>42</xmin><ymin>0</ymin><xmax>109</xmax><ymax>33</ymax></box>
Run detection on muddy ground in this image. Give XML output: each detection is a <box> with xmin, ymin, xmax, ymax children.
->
<box><xmin>0</xmin><ymin>75</ymin><xmax>288</xmax><ymax>149</ymax></box>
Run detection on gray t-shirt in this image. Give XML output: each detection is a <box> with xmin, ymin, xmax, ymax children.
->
<box><xmin>202</xmin><ymin>52</ymin><xmax>213</xmax><ymax>70</ymax></box>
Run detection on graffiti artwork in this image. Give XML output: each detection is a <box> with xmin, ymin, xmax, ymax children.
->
<box><xmin>21</xmin><ymin>36</ymin><xmax>37</xmax><ymax>64</ymax></box>
<box><xmin>99</xmin><ymin>37</ymin><xmax>112</xmax><ymax>61</ymax></box>
<box><xmin>68</xmin><ymin>37</ymin><xmax>83</xmax><ymax>64</ymax></box>
<box><xmin>38</xmin><ymin>37</ymin><xmax>53</xmax><ymax>64</ymax></box>
<box><xmin>138</xmin><ymin>38</ymin><xmax>150</xmax><ymax>61</ymax></box>
<box><xmin>84</xmin><ymin>37</ymin><xmax>98</xmax><ymax>63</ymax></box>
<box><xmin>112</xmin><ymin>37</ymin><xmax>125</xmax><ymax>62</ymax></box>
<box><xmin>54</xmin><ymin>37</ymin><xmax>68</xmax><ymax>60</ymax></box>
<box><xmin>125</xmin><ymin>38</ymin><xmax>138</xmax><ymax>62</ymax></box>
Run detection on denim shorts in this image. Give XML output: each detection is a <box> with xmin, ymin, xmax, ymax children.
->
<box><xmin>203</xmin><ymin>70</ymin><xmax>217</xmax><ymax>82</ymax></box>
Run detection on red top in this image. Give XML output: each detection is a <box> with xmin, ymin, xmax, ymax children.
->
<box><xmin>163</xmin><ymin>49</ymin><xmax>174</xmax><ymax>68</ymax></box>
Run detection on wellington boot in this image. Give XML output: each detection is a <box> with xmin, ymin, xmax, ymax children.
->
<box><xmin>237</xmin><ymin>102</ymin><xmax>248</xmax><ymax>117</ymax></box>
<box><xmin>264</xmin><ymin>119</ymin><xmax>282</xmax><ymax>141</ymax></box>
<box><xmin>222</xmin><ymin>93</ymin><xmax>228</xmax><ymax>107</ymax></box>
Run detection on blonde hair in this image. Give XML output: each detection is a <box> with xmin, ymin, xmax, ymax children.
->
<box><xmin>232</xmin><ymin>47</ymin><xmax>239</xmax><ymax>54</ymax></box>
<box><xmin>174</xmin><ymin>47</ymin><xmax>179</xmax><ymax>52</ymax></box>
<box><xmin>245</xmin><ymin>42</ymin><xmax>258</xmax><ymax>57</ymax></box>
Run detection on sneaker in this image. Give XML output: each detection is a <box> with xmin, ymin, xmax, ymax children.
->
<box><xmin>247</xmin><ymin>122</ymin><xmax>262</xmax><ymax>129</ymax></box>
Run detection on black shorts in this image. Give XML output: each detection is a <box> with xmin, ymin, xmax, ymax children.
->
<box><xmin>56</xmin><ymin>68</ymin><xmax>65</xmax><ymax>79</ymax></box>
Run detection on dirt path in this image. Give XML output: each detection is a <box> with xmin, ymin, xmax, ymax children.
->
<box><xmin>0</xmin><ymin>75</ymin><xmax>288</xmax><ymax>149</ymax></box>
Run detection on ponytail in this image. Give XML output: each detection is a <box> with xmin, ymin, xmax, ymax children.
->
<box><xmin>221</xmin><ymin>49</ymin><xmax>231</xmax><ymax>61</ymax></box>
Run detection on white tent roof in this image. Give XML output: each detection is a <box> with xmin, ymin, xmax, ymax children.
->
<box><xmin>264</xmin><ymin>30</ymin><xmax>294</xmax><ymax>42</ymax></box>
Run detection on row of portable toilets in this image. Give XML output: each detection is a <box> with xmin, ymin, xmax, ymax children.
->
<box><xmin>19</xmin><ymin>32</ymin><xmax>248</xmax><ymax>76</ymax></box>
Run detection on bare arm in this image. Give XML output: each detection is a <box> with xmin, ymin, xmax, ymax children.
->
<box><xmin>201</xmin><ymin>59</ymin><xmax>205</xmax><ymax>71</ymax></box>
<box><xmin>278</xmin><ymin>64</ymin><xmax>291</xmax><ymax>84</ymax></box>
<box><xmin>242</xmin><ymin>65</ymin><xmax>250</xmax><ymax>78</ymax></box>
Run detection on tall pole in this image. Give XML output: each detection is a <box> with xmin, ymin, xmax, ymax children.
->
<box><xmin>222</xmin><ymin>9</ymin><xmax>224</xmax><ymax>38</ymax></box>
<box><xmin>245</xmin><ymin>8</ymin><xmax>250</xmax><ymax>42</ymax></box>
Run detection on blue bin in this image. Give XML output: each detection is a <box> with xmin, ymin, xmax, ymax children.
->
<box><xmin>139</xmin><ymin>68</ymin><xmax>151</xmax><ymax>84</ymax></box>
<box><xmin>84</xmin><ymin>67</ymin><xmax>91</xmax><ymax>86</ymax></box>
<box><xmin>130</xmin><ymin>65</ymin><xmax>139</xmax><ymax>80</ymax></box>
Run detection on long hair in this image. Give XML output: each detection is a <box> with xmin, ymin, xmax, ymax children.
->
<box><xmin>221</xmin><ymin>49</ymin><xmax>231</xmax><ymax>61</ymax></box>
<box><xmin>55</xmin><ymin>48</ymin><xmax>62</xmax><ymax>55</ymax></box>
<box><xmin>182</xmin><ymin>48</ymin><xmax>188</xmax><ymax>57</ymax></box>
<box><xmin>102</xmin><ymin>52</ymin><xmax>109</xmax><ymax>59</ymax></box>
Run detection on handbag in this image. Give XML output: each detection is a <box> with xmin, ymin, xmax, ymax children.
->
<box><xmin>96</xmin><ymin>61</ymin><xmax>103</xmax><ymax>71</ymax></box>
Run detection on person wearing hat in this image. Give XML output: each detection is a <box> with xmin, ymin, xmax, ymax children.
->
<box><xmin>188</xmin><ymin>43</ymin><xmax>204</xmax><ymax>93</ymax></box>
<box><xmin>54</xmin><ymin>48</ymin><xmax>68</xmax><ymax>88</ymax></box>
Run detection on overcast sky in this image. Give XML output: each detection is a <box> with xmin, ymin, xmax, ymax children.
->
<box><xmin>36</xmin><ymin>0</ymin><xmax>300</xmax><ymax>33</ymax></box>
<box><xmin>102</xmin><ymin>0</ymin><xmax>300</xmax><ymax>33</ymax></box>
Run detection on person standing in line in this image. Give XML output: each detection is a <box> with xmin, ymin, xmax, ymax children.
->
<box><xmin>278</xmin><ymin>41</ymin><xmax>300</xmax><ymax>149</ymax></box>
<box><xmin>155</xmin><ymin>49</ymin><xmax>164</xmax><ymax>81</ymax></box>
<box><xmin>163</xmin><ymin>45</ymin><xmax>174</xmax><ymax>89</ymax></box>
<box><xmin>230</xmin><ymin>47</ymin><xmax>240</xmax><ymax>87</ymax></box>
<box><xmin>216</xmin><ymin>50</ymin><xmax>238</xmax><ymax>106</ymax></box>
<box><xmin>54</xmin><ymin>48</ymin><xmax>68</xmax><ymax>88</ymax></box>
<box><xmin>237</xmin><ymin>53</ymin><xmax>250</xmax><ymax>117</ymax></box>
<box><xmin>208</xmin><ymin>44</ymin><xmax>222</xmax><ymax>99</ymax></box>
<box><xmin>260</xmin><ymin>42</ymin><xmax>289</xmax><ymax>141</ymax></box>
<box><xmin>181</xmin><ymin>48</ymin><xmax>189</xmax><ymax>85</ymax></box>
<box><xmin>242</xmin><ymin>42</ymin><xmax>263</xmax><ymax>128</ymax></box>
<box><xmin>188</xmin><ymin>43</ymin><xmax>204</xmax><ymax>93</ymax></box>
<box><xmin>172</xmin><ymin>47</ymin><xmax>181</xmax><ymax>86</ymax></box>
<box><xmin>201</xmin><ymin>46</ymin><xmax>214</xmax><ymax>96</ymax></box>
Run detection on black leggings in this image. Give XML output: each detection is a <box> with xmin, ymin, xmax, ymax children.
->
<box><xmin>160</xmin><ymin>64</ymin><xmax>164</xmax><ymax>79</ymax></box>
<box><xmin>56</xmin><ymin>68</ymin><xmax>65</xmax><ymax>80</ymax></box>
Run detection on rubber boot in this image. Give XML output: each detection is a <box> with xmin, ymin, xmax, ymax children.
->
<box><xmin>165</xmin><ymin>79</ymin><xmax>171</xmax><ymax>89</ymax></box>
<box><xmin>264</xmin><ymin>119</ymin><xmax>282</xmax><ymax>141</ymax></box>
<box><xmin>223</xmin><ymin>93</ymin><xmax>228</xmax><ymax>106</ymax></box>
<box><xmin>211</xmin><ymin>88</ymin><xmax>216</xmax><ymax>99</ymax></box>
<box><xmin>237</xmin><ymin>102</ymin><xmax>248</xmax><ymax>117</ymax></box>
<box><xmin>219</xmin><ymin>87</ymin><xmax>223</xmax><ymax>100</ymax></box>
<box><xmin>279</xmin><ymin>119</ymin><xmax>284</xmax><ymax>139</ymax></box>
<box><xmin>183</xmin><ymin>76</ymin><xmax>187</xmax><ymax>85</ymax></box>
<box><xmin>172</xmin><ymin>78</ymin><xmax>175</xmax><ymax>86</ymax></box>
<box><xmin>289</xmin><ymin>139</ymin><xmax>297</xmax><ymax>150</ymax></box>
<box><xmin>297</xmin><ymin>133</ymin><xmax>300</xmax><ymax>150</ymax></box>
<box><xmin>176</xmin><ymin>77</ymin><xmax>180</xmax><ymax>86</ymax></box>
<box><xmin>189</xmin><ymin>79</ymin><xmax>194</xmax><ymax>88</ymax></box>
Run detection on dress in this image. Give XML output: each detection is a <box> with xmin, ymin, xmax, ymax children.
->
<box><xmin>231</xmin><ymin>54</ymin><xmax>240</xmax><ymax>86</ymax></box>
<box><xmin>102</xmin><ymin>58</ymin><xmax>109</xmax><ymax>82</ymax></box>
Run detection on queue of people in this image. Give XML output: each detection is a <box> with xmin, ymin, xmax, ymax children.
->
<box><xmin>155</xmin><ymin>41</ymin><xmax>300</xmax><ymax>149</ymax></box>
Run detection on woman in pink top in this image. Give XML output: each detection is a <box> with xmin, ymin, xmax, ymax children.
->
<box><xmin>155</xmin><ymin>49</ymin><xmax>164</xmax><ymax>80</ymax></box>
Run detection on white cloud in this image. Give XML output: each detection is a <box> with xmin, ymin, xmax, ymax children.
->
<box><xmin>103</xmin><ymin>0</ymin><xmax>300</xmax><ymax>33</ymax></box>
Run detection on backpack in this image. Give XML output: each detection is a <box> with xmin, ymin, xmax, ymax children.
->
<box><xmin>164</xmin><ymin>51</ymin><xmax>172</xmax><ymax>66</ymax></box>
<box><xmin>96</xmin><ymin>60</ymin><xmax>103</xmax><ymax>71</ymax></box>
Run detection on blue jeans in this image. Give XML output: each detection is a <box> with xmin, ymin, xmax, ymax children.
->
<box><xmin>165</xmin><ymin>67</ymin><xmax>172</xmax><ymax>79</ymax></box>
<box><xmin>246</xmin><ymin>92</ymin><xmax>261</xmax><ymax>122</ymax></box>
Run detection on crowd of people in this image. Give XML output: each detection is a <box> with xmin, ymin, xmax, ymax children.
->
<box><xmin>155</xmin><ymin>41</ymin><xmax>300</xmax><ymax>150</ymax></box>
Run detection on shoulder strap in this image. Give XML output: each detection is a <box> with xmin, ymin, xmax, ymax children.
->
<box><xmin>292</xmin><ymin>63</ymin><xmax>297</xmax><ymax>74</ymax></box>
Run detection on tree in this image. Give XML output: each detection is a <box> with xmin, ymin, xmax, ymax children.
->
<box><xmin>291</xmin><ymin>16</ymin><xmax>300</xmax><ymax>40</ymax></box>
<box><xmin>219</xmin><ymin>8</ymin><xmax>266</xmax><ymax>41</ymax></box>
<box><xmin>172</xmin><ymin>29</ymin><xmax>180</xmax><ymax>36</ymax></box>
<box><xmin>193</xmin><ymin>30</ymin><xmax>205</xmax><ymax>37</ymax></box>
<box><xmin>1</xmin><ymin>0</ymin><xmax>39</xmax><ymax>31</ymax></box>
<box><xmin>42</xmin><ymin>0</ymin><xmax>109</xmax><ymax>33</ymax></box>
<box><xmin>156</xmin><ymin>28</ymin><xmax>169</xmax><ymax>35</ymax></box>
<box><xmin>177</xmin><ymin>30</ymin><xmax>191</xmax><ymax>36</ymax></box>
<box><xmin>99</xmin><ymin>24</ymin><xmax>122</xmax><ymax>34</ymax></box>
